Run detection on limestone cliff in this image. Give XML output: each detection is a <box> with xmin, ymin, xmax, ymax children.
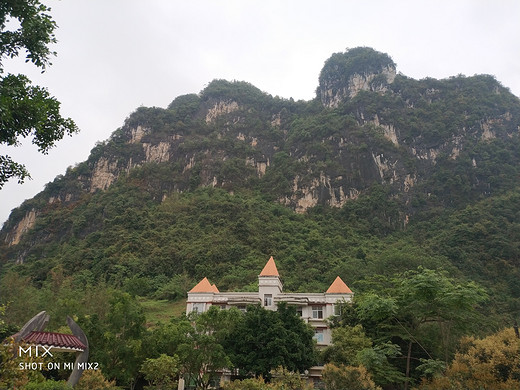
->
<box><xmin>2</xmin><ymin>47</ymin><xmax>520</xmax><ymax>256</ymax></box>
<box><xmin>318</xmin><ymin>47</ymin><xmax>397</xmax><ymax>107</ymax></box>
<box><xmin>3</xmin><ymin>208</ymin><xmax>37</xmax><ymax>247</ymax></box>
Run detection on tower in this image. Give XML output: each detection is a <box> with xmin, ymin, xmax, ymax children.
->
<box><xmin>258</xmin><ymin>256</ymin><xmax>283</xmax><ymax>310</ymax></box>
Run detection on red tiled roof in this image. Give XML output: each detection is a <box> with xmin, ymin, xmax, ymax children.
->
<box><xmin>259</xmin><ymin>256</ymin><xmax>279</xmax><ymax>276</ymax></box>
<box><xmin>326</xmin><ymin>276</ymin><xmax>353</xmax><ymax>294</ymax></box>
<box><xmin>23</xmin><ymin>331</ymin><xmax>86</xmax><ymax>351</ymax></box>
<box><xmin>189</xmin><ymin>277</ymin><xmax>219</xmax><ymax>293</ymax></box>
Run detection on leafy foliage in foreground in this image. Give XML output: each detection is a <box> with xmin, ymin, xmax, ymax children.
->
<box><xmin>0</xmin><ymin>0</ymin><xmax>78</xmax><ymax>188</ymax></box>
<box><xmin>417</xmin><ymin>328</ymin><xmax>520</xmax><ymax>390</ymax></box>
<box><xmin>328</xmin><ymin>268</ymin><xmax>487</xmax><ymax>388</ymax></box>
<box><xmin>322</xmin><ymin>364</ymin><xmax>381</xmax><ymax>390</ymax></box>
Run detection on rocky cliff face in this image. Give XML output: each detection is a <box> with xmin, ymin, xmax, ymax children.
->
<box><xmin>319</xmin><ymin>64</ymin><xmax>396</xmax><ymax>108</ymax></box>
<box><xmin>4</xmin><ymin>208</ymin><xmax>37</xmax><ymax>247</ymax></box>
<box><xmin>318</xmin><ymin>47</ymin><xmax>397</xmax><ymax>107</ymax></box>
<box><xmin>2</xmin><ymin>47</ymin><xmax>520</xmax><ymax>254</ymax></box>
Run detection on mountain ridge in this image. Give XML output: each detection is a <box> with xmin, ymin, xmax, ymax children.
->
<box><xmin>1</xmin><ymin>47</ymin><xmax>520</xmax><ymax>298</ymax></box>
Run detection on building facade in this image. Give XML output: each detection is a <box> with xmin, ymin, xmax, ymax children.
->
<box><xmin>186</xmin><ymin>256</ymin><xmax>353</xmax><ymax>347</ymax></box>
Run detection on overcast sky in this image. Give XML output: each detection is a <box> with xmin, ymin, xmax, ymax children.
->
<box><xmin>1</xmin><ymin>0</ymin><xmax>520</xmax><ymax>225</ymax></box>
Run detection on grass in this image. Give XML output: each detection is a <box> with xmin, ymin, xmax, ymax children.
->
<box><xmin>138</xmin><ymin>297</ymin><xmax>187</xmax><ymax>327</ymax></box>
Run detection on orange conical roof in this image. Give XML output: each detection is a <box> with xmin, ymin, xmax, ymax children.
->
<box><xmin>189</xmin><ymin>277</ymin><xmax>218</xmax><ymax>293</ymax></box>
<box><xmin>259</xmin><ymin>256</ymin><xmax>279</xmax><ymax>276</ymax></box>
<box><xmin>326</xmin><ymin>276</ymin><xmax>352</xmax><ymax>294</ymax></box>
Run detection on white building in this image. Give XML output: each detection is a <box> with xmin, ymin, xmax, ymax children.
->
<box><xmin>186</xmin><ymin>256</ymin><xmax>353</xmax><ymax>347</ymax></box>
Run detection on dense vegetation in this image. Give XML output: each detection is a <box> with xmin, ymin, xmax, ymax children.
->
<box><xmin>2</xmin><ymin>47</ymin><xmax>520</xmax><ymax>389</ymax></box>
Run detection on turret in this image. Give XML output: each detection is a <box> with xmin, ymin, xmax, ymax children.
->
<box><xmin>258</xmin><ymin>256</ymin><xmax>283</xmax><ymax>310</ymax></box>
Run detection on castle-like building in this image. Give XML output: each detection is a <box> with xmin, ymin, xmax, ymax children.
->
<box><xmin>186</xmin><ymin>256</ymin><xmax>353</xmax><ymax>346</ymax></box>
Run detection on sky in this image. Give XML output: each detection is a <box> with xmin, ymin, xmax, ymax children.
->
<box><xmin>1</xmin><ymin>0</ymin><xmax>520</xmax><ymax>225</ymax></box>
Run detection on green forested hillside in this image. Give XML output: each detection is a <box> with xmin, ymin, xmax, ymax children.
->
<box><xmin>2</xmin><ymin>47</ymin><xmax>520</xmax><ymax>389</ymax></box>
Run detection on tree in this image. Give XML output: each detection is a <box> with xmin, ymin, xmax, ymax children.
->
<box><xmin>0</xmin><ymin>0</ymin><xmax>78</xmax><ymax>188</ymax></box>
<box><xmin>225</xmin><ymin>304</ymin><xmax>316</xmax><ymax>379</ymax></box>
<box><xmin>356</xmin><ymin>342</ymin><xmax>405</xmax><ymax>386</ymax></box>
<box><xmin>221</xmin><ymin>377</ymin><xmax>271</xmax><ymax>390</ymax></box>
<box><xmin>275</xmin><ymin>303</ymin><xmax>317</xmax><ymax>373</ymax></box>
<box><xmin>143</xmin><ymin>317</ymin><xmax>193</xmax><ymax>361</ymax></box>
<box><xmin>140</xmin><ymin>354</ymin><xmax>180</xmax><ymax>390</ymax></box>
<box><xmin>178</xmin><ymin>332</ymin><xmax>229</xmax><ymax>390</ymax></box>
<box><xmin>0</xmin><ymin>338</ymin><xmax>46</xmax><ymax>389</ymax></box>
<box><xmin>322</xmin><ymin>364</ymin><xmax>381</xmax><ymax>390</ymax></box>
<box><xmin>323</xmin><ymin>325</ymin><xmax>372</xmax><ymax>365</ymax></box>
<box><xmin>142</xmin><ymin>307</ymin><xmax>239</xmax><ymax>390</ymax></box>
<box><xmin>270</xmin><ymin>367</ymin><xmax>314</xmax><ymax>390</ymax></box>
<box><xmin>393</xmin><ymin>267</ymin><xmax>486</xmax><ymax>387</ymax></box>
<box><xmin>417</xmin><ymin>328</ymin><xmax>520</xmax><ymax>390</ymax></box>
<box><xmin>0</xmin><ymin>270</ymin><xmax>41</xmax><ymax>327</ymax></box>
<box><xmin>24</xmin><ymin>379</ymin><xmax>72</xmax><ymax>389</ymax></box>
<box><xmin>322</xmin><ymin>324</ymin><xmax>404</xmax><ymax>386</ymax></box>
<box><xmin>221</xmin><ymin>368</ymin><xmax>314</xmax><ymax>390</ymax></box>
<box><xmin>177</xmin><ymin>307</ymin><xmax>238</xmax><ymax>390</ymax></box>
<box><xmin>344</xmin><ymin>268</ymin><xmax>486</xmax><ymax>390</ymax></box>
<box><xmin>75</xmin><ymin>369</ymin><xmax>119</xmax><ymax>390</ymax></box>
<box><xmin>78</xmin><ymin>290</ymin><xmax>146</xmax><ymax>389</ymax></box>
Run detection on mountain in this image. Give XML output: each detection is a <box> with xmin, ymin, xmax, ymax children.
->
<box><xmin>1</xmin><ymin>47</ymin><xmax>520</xmax><ymax>321</ymax></box>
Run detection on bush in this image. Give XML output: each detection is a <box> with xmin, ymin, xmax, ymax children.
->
<box><xmin>322</xmin><ymin>364</ymin><xmax>381</xmax><ymax>390</ymax></box>
<box><xmin>25</xmin><ymin>380</ymin><xmax>71</xmax><ymax>390</ymax></box>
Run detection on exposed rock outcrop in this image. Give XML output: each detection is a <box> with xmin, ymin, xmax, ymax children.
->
<box><xmin>318</xmin><ymin>48</ymin><xmax>396</xmax><ymax>107</ymax></box>
<box><xmin>143</xmin><ymin>142</ymin><xmax>170</xmax><ymax>163</ymax></box>
<box><xmin>90</xmin><ymin>157</ymin><xmax>118</xmax><ymax>192</ymax></box>
<box><xmin>370</xmin><ymin>114</ymin><xmax>399</xmax><ymax>146</ymax></box>
<box><xmin>129</xmin><ymin>125</ymin><xmax>148</xmax><ymax>143</ymax></box>
<box><xmin>4</xmin><ymin>209</ymin><xmax>37</xmax><ymax>246</ymax></box>
<box><xmin>205</xmin><ymin>100</ymin><xmax>239</xmax><ymax>123</ymax></box>
<box><xmin>282</xmin><ymin>173</ymin><xmax>361</xmax><ymax>213</ymax></box>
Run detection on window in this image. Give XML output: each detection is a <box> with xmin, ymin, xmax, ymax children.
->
<box><xmin>333</xmin><ymin>304</ymin><xmax>342</xmax><ymax>316</ymax></box>
<box><xmin>192</xmin><ymin>303</ymin><xmax>205</xmax><ymax>313</ymax></box>
<box><xmin>237</xmin><ymin>305</ymin><xmax>247</xmax><ymax>313</ymax></box>
<box><xmin>314</xmin><ymin>329</ymin><xmax>324</xmax><ymax>343</ymax></box>
<box><xmin>264</xmin><ymin>294</ymin><xmax>272</xmax><ymax>307</ymax></box>
<box><xmin>312</xmin><ymin>306</ymin><xmax>323</xmax><ymax>319</ymax></box>
<box><xmin>296</xmin><ymin>306</ymin><xmax>303</xmax><ymax>317</ymax></box>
